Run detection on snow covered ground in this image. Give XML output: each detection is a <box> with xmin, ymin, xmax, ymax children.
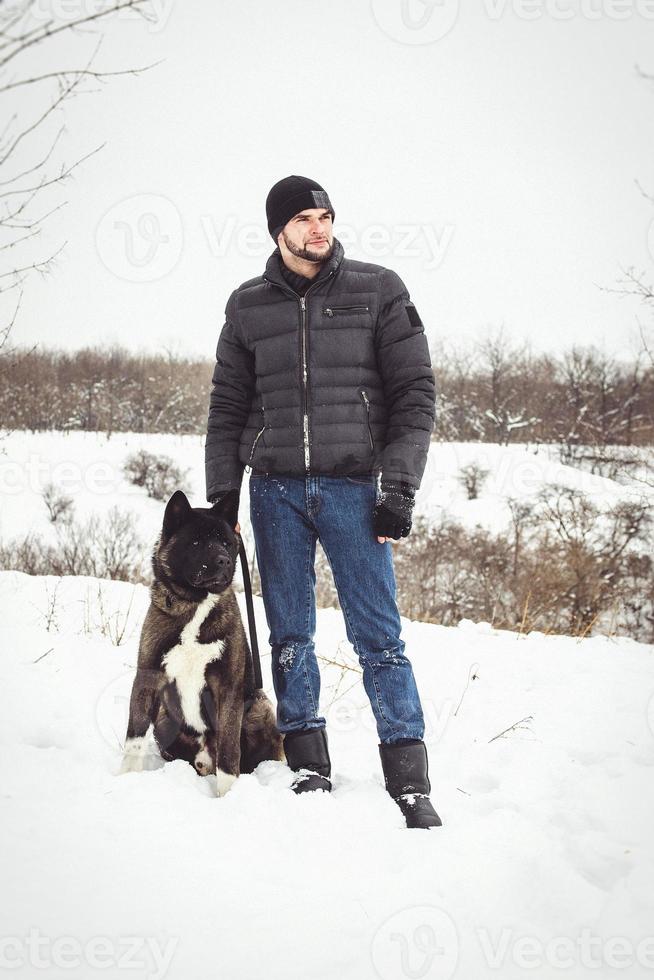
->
<box><xmin>1</xmin><ymin>430</ymin><xmax>650</xmax><ymax>553</ymax></box>
<box><xmin>1</xmin><ymin>431</ymin><xmax>653</xmax><ymax>977</ymax></box>
<box><xmin>1</xmin><ymin>569</ymin><xmax>653</xmax><ymax>980</ymax></box>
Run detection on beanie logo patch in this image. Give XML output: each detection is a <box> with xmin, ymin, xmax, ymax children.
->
<box><xmin>311</xmin><ymin>190</ymin><xmax>331</xmax><ymax>209</ymax></box>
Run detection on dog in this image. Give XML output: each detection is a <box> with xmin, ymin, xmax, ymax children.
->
<box><xmin>120</xmin><ymin>489</ymin><xmax>284</xmax><ymax>796</ymax></box>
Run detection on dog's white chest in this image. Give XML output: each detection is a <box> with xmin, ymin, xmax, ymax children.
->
<box><xmin>162</xmin><ymin>594</ymin><xmax>225</xmax><ymax>734</ymax></box>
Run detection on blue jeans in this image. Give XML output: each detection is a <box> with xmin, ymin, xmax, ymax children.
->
<box><xmin>248</xmin><ymin>473</ymin><xmax>425</xmax><ymax>745</ymax></box>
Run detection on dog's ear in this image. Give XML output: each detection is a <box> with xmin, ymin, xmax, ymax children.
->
<box><xmin>162</xmin><ymin>490</ymin><xmax>192</xmax><ymax>540</ymax></box>
<box><xmin>211</xmin><ymin>489</ymin><xmax>240</xmax><ymax>529</ymax></box>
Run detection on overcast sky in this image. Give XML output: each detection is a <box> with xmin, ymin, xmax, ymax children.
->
<box><xmin>8</xmin><ymin>0</ymin><xmax>654</xmax><ymax>360</ymax></box>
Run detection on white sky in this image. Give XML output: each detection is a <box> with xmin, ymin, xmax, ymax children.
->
<box><xmin>7</xmin><ymin>0</ymin><xmax>654</xmax><ymax>360</ymax></box>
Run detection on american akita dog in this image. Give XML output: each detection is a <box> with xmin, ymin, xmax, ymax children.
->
<box><xmin>120</xmin><ymin>489</ymin><xmax>284</xmax><ymax>796</ymax></box>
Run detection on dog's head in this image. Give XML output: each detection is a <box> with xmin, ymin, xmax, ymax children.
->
<box><xmin>158</xmin><ymin>490</ymin><xmax>240</xmax><ymax>595</ymax></box>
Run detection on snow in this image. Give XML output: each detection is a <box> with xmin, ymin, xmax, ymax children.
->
<box><xmin>1</xmin><ymin>568</ymin><xmax>653</xmax><ymax>980</ymax></box>
<box><xmin>1</xmin><ymin>431</ymin><xmax>650</xmax><ymax>552</ymax></box>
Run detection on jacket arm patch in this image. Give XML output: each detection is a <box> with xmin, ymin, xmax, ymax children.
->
<box><xmin>405</xmin><ymin>303</ymin><xmax>423</xmax><ymax>329</ymax></box>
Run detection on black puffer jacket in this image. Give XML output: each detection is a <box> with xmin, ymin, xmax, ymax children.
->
<box><xmin>205</xmin><ymin>238</ymin><xmax>435</xmax><ymax>499</ymax></box>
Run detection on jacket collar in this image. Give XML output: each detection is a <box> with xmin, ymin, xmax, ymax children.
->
<box><xmin>263</xmin><ymin>236</ymin><xmax>345</xmax><ymax>289</ymax></box>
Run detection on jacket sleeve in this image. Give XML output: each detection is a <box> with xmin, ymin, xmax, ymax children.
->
<box><xmin>205</xmin><ymin>290</ymin><xmax>255</xmax><ymax>501</ymax></box>
<box><xmin>374</xmin><ymin>269</ymin><xmax>436</xmax><ymax>490</ymax></box>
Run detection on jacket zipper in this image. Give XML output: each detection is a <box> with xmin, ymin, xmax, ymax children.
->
<box><xmin>360</xmin><ymin>389</ymin><xmax>374</xmax><ymax>452</ymax></box>
<box><xmin>324</xmin><ymin>305</ymin><xmax>369</xmax><ymax>317</ymax></box>
<box><xmin>245</xmin><ymin>408</ymin><xmax>266</xmax><ymax>471</ymax></box>
<box><xmin>300</xmin><ymin>294</ymin><xmax>310</xmax><ymax>471</ymax></box>
<box><xmin>263</xmin><ymin>270</ymin><xmax>336</xmax><ymax>476</ymax></box>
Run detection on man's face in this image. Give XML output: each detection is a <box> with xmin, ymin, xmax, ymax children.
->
<box><xmin>279</xmin><ymin>208</ymin><xmax>334</xmax><ymax>263</ymax></box>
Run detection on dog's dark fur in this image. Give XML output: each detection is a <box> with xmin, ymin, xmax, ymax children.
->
<box><xmin>120</xmin><ymin>490</ymin><xmax>284</xmax><ymax>795</ymax></box>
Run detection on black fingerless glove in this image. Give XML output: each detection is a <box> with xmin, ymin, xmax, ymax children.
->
<box><xmin>373</xmin><ymin>480</ymin><xmax>416</xmax><ymax>539</ymax></box>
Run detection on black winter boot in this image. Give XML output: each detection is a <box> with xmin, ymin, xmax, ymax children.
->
<box><xmin>284</xmin><ymin>727</ymin><xmax>332</xmax><ymax>794</ymax></box>
<box><xmin>379</xmin><ymin>739</ymin><xmax>442</xmax><ymax>829</ymax></box>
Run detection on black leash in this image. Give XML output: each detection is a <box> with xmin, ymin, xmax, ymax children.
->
<box><xmin>238</xmin><ymin>538</ymin><xmax>263</xmax><ymax>690</ymax></box>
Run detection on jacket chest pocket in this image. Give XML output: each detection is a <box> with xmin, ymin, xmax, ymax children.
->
<box><xmin>323</xmin><ymin>304</ymin><xmax>370</xmax><ymax>318</ymax></box>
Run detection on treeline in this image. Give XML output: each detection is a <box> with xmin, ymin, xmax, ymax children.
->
<box><xmin>5</xmin><ymin>482</ymin><xmax>651</xmax><ymax>641</ymax></box>
<box><xmin>1</xmin><ymin>337</ymin><xmax>652</xmax><ymax>447</ymax></box>
<box><xmin>316</xmin><ymin>488</ymin><xmax>654</xmax><ymax>643</ymax></box>
<box><xmin>0</xmin><ymin>346</ymin><xmax>212</xmax><ymax>435</ymax></box>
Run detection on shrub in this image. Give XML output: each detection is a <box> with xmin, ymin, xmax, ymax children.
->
<box><xmin>457</xmin><ymin>462</ymin><xmax>489</xmax><ymax>500</ymax></box>
<box><xmin>0</xmin><ymin>507</ymin><xmax>149</xmax><ymax>583</ymax></box>
<box><xmin>42</xmin><ymin>482</ymin><xmax>74</xmax><ymax>525</ymax></box>
<box><xmin>123</xmin><ymin>449</ymin><xmax>189</xmax><ymax>501</ymax></box>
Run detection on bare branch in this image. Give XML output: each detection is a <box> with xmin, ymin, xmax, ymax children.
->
<box><xmin>0</xmin><ymin>283</ymin><xmax>23</xmax><ymax>354</ymax></box>
<box><xmin>0</xmin><ymin>124</ymin><xmax>65</xmax><ymax>186</ymax></box>
<box><xmin>0</xmin><ymin>59</ymin><xmax>163</xmax><ymax>94</ymax></box>
<box><xmin>488</xmin><ymin>715</ymin><xmax>534</xmax><ymax>743</ymax></box>
<box><xmin>0</xmin><ymin>224</ymin><xmax>40</xmax><ymax>252</ymax></box>
<box><xmin>0</xmin><ymin>59</ymin><xmax>88</xmax><ymax>167</ymax></box>
<box><xmin>1</xmin><ymin>198</ymin><xmax>67</xmax><ymax>232</ymax></box>
<box><xmin>0</xmin><ymin>0</ymin><xmax>152</xmax><ymax>70</ymax></box>
<box><xmin>0</xmin><ymin>141</ymin><xmax>106</xmax><ymax>198</ymax></box>
<box><xmin>0</xmin><ymin>239</ymin><xmax>67</xmax><ymax>280</ymax></box>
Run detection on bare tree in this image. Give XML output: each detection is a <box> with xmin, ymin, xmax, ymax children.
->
<box><xmin>479</xmin><ymin>327</ymin><xmax>539</xmax><ymax>445</ymax></box>
<box><xmin>0</xmin><ymin>0</ymin><xmax>161</xmax><ymax>366</ymax></box>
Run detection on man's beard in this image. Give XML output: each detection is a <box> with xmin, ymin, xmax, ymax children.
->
<box><xmin>282</xmin><ymin>232</ymin><xmax>334</xmax><ymax>264</ymax></box>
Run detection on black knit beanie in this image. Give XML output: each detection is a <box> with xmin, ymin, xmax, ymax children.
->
<box><xmin>266</xmin><ymin>175</ymin><xmax>335</xmax><ymax>243</ymax></box>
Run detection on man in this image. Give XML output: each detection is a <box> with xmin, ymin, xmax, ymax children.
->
<box><xmin>205</xmin><ymin>175</ymin><xmax>441</xmax><ymax>829</ymax></box>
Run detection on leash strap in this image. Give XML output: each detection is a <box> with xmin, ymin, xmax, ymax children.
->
<box><xmin>238</xmin><ymin>537</ymin><xmax>263</xmax><ymax>690</ymax></box>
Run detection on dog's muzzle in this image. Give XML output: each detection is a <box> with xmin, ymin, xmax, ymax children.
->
<box><xmin>191</xmin><ymin>553</ymin><xmax>233</xmax><ymax>588</ymax></box>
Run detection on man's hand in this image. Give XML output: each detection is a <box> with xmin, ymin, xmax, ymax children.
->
<box><xmin>373</xmin><ymin>480</ymin><xmax>416</xmax><ymax>542</ymax></box>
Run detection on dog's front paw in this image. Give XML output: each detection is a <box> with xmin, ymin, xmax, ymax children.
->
<box><xmin>194</xmin><ymin>748</ymin><xmax>213</xmax><ymax>776</ymax></box>
<box><xmin>119</xmin><ymin>736</ymin><xmax>161</xmax><ymax>774</ymax></box>
<box><xmin>215</xmin><ymin>769</ymin><xmax>237</xmax><ymax>797</ymax></box>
